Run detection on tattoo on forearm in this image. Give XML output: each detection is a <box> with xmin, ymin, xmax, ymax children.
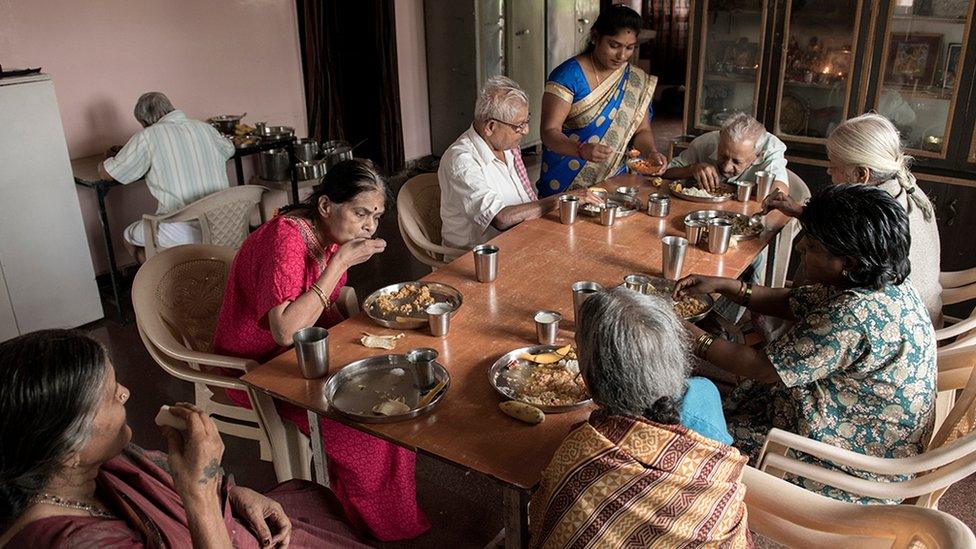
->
<box><xmin>197</xmin><ymin>459</ymin><xmax>222</xmax><ymax>484</ymax></box>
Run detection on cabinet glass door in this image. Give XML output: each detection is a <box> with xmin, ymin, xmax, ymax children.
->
<box><xmin>875</xmin><ymin>1</ymin><xmax>975</xmax><ymax>157</ymax></box>
<box><xmin>774</xmin><ymin>0</ymin><xmax>863</xmax><ymax>142</ymax></box>
<box><xmin>695</xmin><ymin>0</ymin><xmax>768</xmax><ymax>129</ymax></box>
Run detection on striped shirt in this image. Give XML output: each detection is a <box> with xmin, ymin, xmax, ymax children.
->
<box><xmin>103</xmin><ymin>110</ymin><xmax>235</xmax><ymax>214</ymax></box>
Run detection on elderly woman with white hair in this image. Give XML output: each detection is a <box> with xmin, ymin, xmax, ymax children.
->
<box><xmin>530</xmin><ymin>288</ymin><xmax>750</xmax><ymax>548</ymax></box>
<box><xmin>765</xmin><ymin>112</ymin><xmax>942</xmax><ymax>321</ymax></box>
<box><xmin>438</xmin><ymin>76</ymin><xmax>596</xmax><ymax>255</ymax></box>
<box><xmin>98</xmin><ymin>92</ymin><xmax>235</xmax><ymax>262</ymax></box>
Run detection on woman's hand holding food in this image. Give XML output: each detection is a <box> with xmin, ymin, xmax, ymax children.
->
<box><xmin>334</xmin><ymin>237</ymin><xmax>387</xmax><ymax>270</ymax></box>
<box><xmin>672</xmin><ymin>275</ymin><xmax>738</xmax><ymax>300</ymax></box>
<box><xmin>645</xmin><ymin>151</ymin><xmax>668</xmax><ymax>175</ymax></box>
<box><xmin>579</xmin><ymin>142</ymin><xmax>613</xmax><ymax>163</ymax></box>
<box><xmin>565</xmin><ymin>188</ymin><xmax>604</xmax><ymax>206</ymax></box>
<box><xmin>230</xmin><ymin>486</ymin><xmax>292</xmax><ymax>548</ymax></box>
<box><xmin>762</xmin><ymin>189</ymin><xmax>804</xmax><ymax>218</ymax></box>
<box><xmin>161</xmin><ymin>403</ymin><xmax>225</xmax><ymax>499</ymax></box>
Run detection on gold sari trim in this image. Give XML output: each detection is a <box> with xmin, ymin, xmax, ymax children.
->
<box><xmin>569</xmin><ymin>66</ymin><xmax>657</xmax><ymax>189</ymax></box>
<box><xmin>544</xmin><ymin>81</ymin><xmax>574</xmax><ymax>104</ymax></box>
<box><xmin>564</xmin><ymin>63</ymin><xmax>628</xmax><ymax>130</ymax></box>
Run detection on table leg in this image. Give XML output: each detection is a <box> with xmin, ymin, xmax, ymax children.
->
<box><xmin>234</xmin><ymin>156</ymin><xmax>245</xmax><ymax>186</ymax></box>
<box><xmin>503</xmin><ymin>487</ymin><xmax>530</xmax><ymax>549</ymax></box>
<box><xmin>306</xmin><ymin>410</ymin><xmax>330</xmax><ymax>488</ymax></box>
<box><xmin>95</xmin><ymin>184</ymin><xmax>126</xmax><ymax>322</ymax></box>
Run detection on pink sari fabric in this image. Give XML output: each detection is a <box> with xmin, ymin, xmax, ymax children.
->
<box><xmin>212</xmin><ymin>215</ymin><xmax>430</xmax><ymax>542</ymax></box>
<box><xmin>4</xmin><ymin>446</ymin><xmax>370</xmax><ymax>548</ymax></box>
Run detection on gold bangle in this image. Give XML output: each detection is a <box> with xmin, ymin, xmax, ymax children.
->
<box><xmin>694</xmin><ymin>333</ymin><xmax>715</xmax><ymax>359</ymax></box>
<box><xmin>309</xmin><ymin>283</ymin><xmax>331</xmax><ymax>309</ymax></box>
<box><xmin>743</xmin><ymin>283</ymin><xmax>753</xmax><ymax>307</ymax></box>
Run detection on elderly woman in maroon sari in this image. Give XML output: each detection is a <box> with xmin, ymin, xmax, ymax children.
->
<box><xmin>0</xmin><ymin>329</ymin><xmax>369</xmax><ymax>548</ymax></box>
<box><xmin>211</xmin><ymin>159</ymin><xmax>429</xmax><ymax>541</ymax></box>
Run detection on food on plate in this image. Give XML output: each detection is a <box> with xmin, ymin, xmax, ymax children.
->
<box><xmin>234</xmin><ymin>122</ymin><xmax>255</xmax><ymax>136</ymax></box>
<box><xmin>674</xmin><ymin>296</ymin><xmax>709</xmax><ymax>318</ymax></box>
<box><xmin>505</xmin><ymin>345</ymin><xmax>588</xmax><ymax>407</ymax></box>
<box><xmin>672</xmin><ymin>182</ymin><xmax>732</xmax><ymax>200</ymax></box>
<box><xmin>499</xmin><ymin>401</ymin><xmax>545</xmax><ymax>424</ymax></box>
<box><xmin>650</xmin><ymin>177</ymin><xmax>664</xmax><ymax>186</ymax></box>
<box><xmin>372</xmin><ymin>397</ymin><xmax>411</xmax><ymax>416</ymax></box>
<box><xmin>360</xmin><ymin>332</ymin><xmax>405</xmax><ymax>350</ymax></box>
<box><xmin>375</xmin><ymin>284</ymin><xmax>435</xmax><ymax>316</ymax></box>
<box><xmin>154</xmin><ymin>405</ymin><xmax>188</xmax><ymax>431</ymax></box>
<box><xmin>729</xmin><ymin>214</ymin><xmax>761</xmax><ymax>236</ymax></box>
<box><xmin>627</xmin><ymin>157</ymin><xmax>663</xmax><ymax>175</ymax></box>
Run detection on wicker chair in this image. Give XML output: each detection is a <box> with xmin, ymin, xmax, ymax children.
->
<box><xmin>143</xmin><ymin>185</ymin><xmax>267</xmax><ymax>259</ymax></box>
<box><xmin>743</xmin><ymin>466</ymin><xmax>976</xmax><ymax>548</ymax></box>
<box><xmin>397</xmin><ymin>173</ymin><xmax>465</xmax><ymax>269</ymax></box>
<box><xmin>131</xmin><ymin>244</ymin><xmax>310</xmax><ymax>481</ymax></box>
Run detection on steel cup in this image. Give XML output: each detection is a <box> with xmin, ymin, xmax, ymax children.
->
<box><xmin>623</xmin><ymin>274</ymin><xmax>652</xmax><ymax>294</ymax></box>
<box><xmin>533</xmin><ymin>310</ymin><xmax>562</xmax><ymax>345</ymax></box>
<box><xmin>706</xmin><ymin>218</ymin><xmax>733</xmax><ymax>255</ymax></box>
<box><xmin>661</xmin><ymin>236</ymin><xmax>688</xmax><ymax>280</ymax></box>
<box><xmin>558</xmin><ymin>195</ymin><xmax>579</xmax><ymax>225</ymax></box>
<box><xmin>407</xmin><ymin>347</ymin><xmax>439</xmax><ymax>391</ymax></box>
<box><xmin>755</xmin><ymin>171</ymin><xmax>775</xmax><ymax>200</ymax></box>
<box><xmin>599</xmin><ymin>204</ymin><xmax>619</xmax><ymax>226</ymax></box>
<box><xmin>473</xmin><ymin>244</ymin><xmax>499</xmax><ymax>282</ymax></box>
<box><xmin>426</xmin><ymin>303</ymin><xmax>452</xmax><ymax>336</ymax></box>
<box><xmin>571</xmin><ymin>281</ymin><xmax>603</xmax><ymax>324</ymax></box>
<box><xmin>685</xmin><ymin>218</ymin><xmax>706</xmax><ymax>245</ymax></box>
<box><xmin>734</xmin><ymin>181</ymin><xmax>755</xmax><ymax>202</ymax></box>
<box><xmin>647</xmin><ymin>193</ymin><xmax>670</xmax><ymax>217</ymax></box>
<box><xmin>293</xmin><ymin>327</ymin><xmax>329</xmax><ymax>379</ymax></box>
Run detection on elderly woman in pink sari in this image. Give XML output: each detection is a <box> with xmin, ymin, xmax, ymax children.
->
<box><xmin>211</xmin><ymin>159</ymin><xmax>429</xmax><ymax>541</ymax></box>
<box><xmin>0</xmin><ymin>330</ymin><xmax>369</xmax><ymax>548</ymax></box>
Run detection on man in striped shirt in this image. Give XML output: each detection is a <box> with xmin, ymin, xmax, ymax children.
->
<box><xmin>98</xmin><ymin>92</ymin><xmax>235</xmax><ymax>261</ymax></box>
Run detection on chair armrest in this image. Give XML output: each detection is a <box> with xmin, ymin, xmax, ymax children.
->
<box><xmin>941</xmin><ymin>267</ymin><xmax>976</xmax><ymax>290</ymax></box>
<box><xmin>936</xmin><ymin>315</ymin><xmax>976</xmax><ymax>341</ymax></box>
<box><xmin>396</xmin><ymin>213</ymin><xmax>466</xmax><ymax>257</ymax></box>
<box><xmin>138</xmin><ymin>330</ymin><xmax>257</xmax><ymax>391</ymax></box>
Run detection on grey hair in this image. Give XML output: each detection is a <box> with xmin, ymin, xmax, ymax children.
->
<box><xmin>474</xmin><ymin>76</ymin><xmax>529</xmax><ymax>124</ymax></box>
<box><xmin>133</xmin><ymin>92</ymin><xmax>175</xmax><ymax>127</ymax></box>
<box><xmin>576</xmin><ymin>287</ymin><xmax>691</xmax><ymax>420</ymax></box>
<box><xmin>720</xmin><ymin>112</ymin><xmax>766</xmax><ymax>151</ymax></box>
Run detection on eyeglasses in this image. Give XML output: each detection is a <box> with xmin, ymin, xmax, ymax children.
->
<box><xmin>490</xmin><ymin>117</ymin><xmax>531</xmax><ymax>133</ymax></box>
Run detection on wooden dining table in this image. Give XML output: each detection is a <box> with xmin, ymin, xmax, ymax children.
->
<box><xmin>241</xmin><ymin>172</ymin><xmax>789</xmax><ymax>547</ymax></box>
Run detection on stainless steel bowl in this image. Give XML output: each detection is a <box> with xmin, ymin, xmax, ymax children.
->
<box><xmin>256</xmin><ymin>148</ymin><xmax>291</xmax><ymax>181</ymax></box>
<box><xmin>293</xmin><ymin>138</ymin><xmax>319</xmax><ymax>163</ymax></box>
<box><xmin>267</xmin><ymin>125</ymin><xmax>295</xmax><ymax>138</ymax></box>
<box><xmin>208</xmin><ymin>115</ymin><xmax>241</xmax><ymax>135</ymax></box>
<box><xmin>294</xmin><ymin>160</ymin><xmax>325</xmax><ymax>181</ymax></box>
<box><xmin>321</xmin><ymin>140</ymin><xmax>355</xmax><ymax>168</ymax></box>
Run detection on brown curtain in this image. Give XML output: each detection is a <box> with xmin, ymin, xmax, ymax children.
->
<box><xmin>643</xmin><ymin>0</ymin><xmax>690</xmax><ymax>85</ymax></box>
<box><xmin>297</xmin><ymin>0</ymin><xmax>405</xmax><ymax>174</ymax></box>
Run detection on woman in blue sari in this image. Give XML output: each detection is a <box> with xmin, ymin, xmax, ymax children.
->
<box><xmin>538</xmin><ymin>5</ymin><xmax>667</xmax><ymax>197</ymax></box>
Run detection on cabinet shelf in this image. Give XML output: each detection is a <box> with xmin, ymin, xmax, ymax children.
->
<box><xmin>892</xmin><ymin>14</ymin><xmax>967</xmax><ymax>24</ymax></box>
<box><xmin>703</xmin><ymin>71</ymin><xmax>757</xmax><ymax>83</ymax></box>
<box><xmin>883</xmin><ymin>84</ymin><xmax>954</xmax><ymax>101</ymax></box>
<box><xmin>782</xmin><ymin>79</ymin><xmax>847</xmax><ymax>91</ymax></box>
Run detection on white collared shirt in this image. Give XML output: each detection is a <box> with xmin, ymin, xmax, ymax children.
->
<box><xmin>104</xmin><ymin>109</ymin><xmax>235</xmax><ymax>214</ymax></box>
<box><xmin>667</xmin><ymin>130</ymin><xmax>789</xmax><ymax>185</ymax></box>
<box><xmin>438</xmin><ymin>125</ymin><xmax>532</xmax><ymax>251</ymax></box>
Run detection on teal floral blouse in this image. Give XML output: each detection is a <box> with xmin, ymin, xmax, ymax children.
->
<box><xmin>724</xmin><ymin>282</ymin><xmax>937</xmax><ymax>502</ymax></box>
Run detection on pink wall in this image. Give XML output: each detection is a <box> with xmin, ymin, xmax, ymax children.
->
<box><xmin>395</xmin><ymin>0</ymin><xmax>432</xmax><ymax>161</ymax></box>
<box><xmin>0</xmin><ymin>0</ymin><xmax>307</xmax><ymax>272</ymax></box>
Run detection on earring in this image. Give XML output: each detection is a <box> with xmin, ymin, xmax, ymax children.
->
<box><xmin>118</xmin><ymin>391</ymin><xmax>129</xmax><ymax>403</ymax></box>
<box><xmin>72</xmin><ymin>456</ymin><xmax>81</xmax><ymax>468</ymax></box>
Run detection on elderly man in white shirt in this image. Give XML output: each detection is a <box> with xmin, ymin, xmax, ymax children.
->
<box><xmin>439</xmin><ymin>76</ymin><xmax>593</xmax><ymax>254</ymax></box>
<box><xmin>98</xmin><ymin>92</ymin><xmax>235</xmax><ymax>261</ymax></box>
<box><xmin>663</xmin><ymin>113</ymin><xmax>788</xmax><ymax>193</ymax></box>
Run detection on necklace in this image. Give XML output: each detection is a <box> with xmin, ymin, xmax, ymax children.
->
<box><xmin>30</xmin><ymin>493</ymin><xmax>115</xmax><ymax>519</ymax></box>
<box><xmin>587</xmin><ymin>54</ymin><xmax>614</xmax><ymax>87</ymax></box>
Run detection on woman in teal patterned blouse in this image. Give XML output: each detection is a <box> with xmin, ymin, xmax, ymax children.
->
<box><xmin>674</xmin><ymin>184</ymin><xmax>936</xmax><ymax>502</ymax></box>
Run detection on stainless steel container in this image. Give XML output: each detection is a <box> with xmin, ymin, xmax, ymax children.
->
<box><xmin>685</xmin><ymin>218</ymin><xmax>706</xmax><ymax>245</ymax></box>
<box><xmin>208</xmin><ymin>115</ymin><xmax>241</xmax><ymax>135</ymax></box>
<box><xmin>733</xmin><ymin>181</ymin><xmax>755</xmax><ymax>201</ymax></box>
<box><xmin>256</xmin><ymin>149</ymin><xmax>291</xmax><ymax>181</ymax></box>
<box><xmin>623</xmin><ymin>274</ymin><xmax>652</xmax><ymax>293</ymax></box>
<box><xmin>254</xmin><ymin>121</ymin><xmax>269</xmax><ymax>136</ymax></box>
<box><xmin>426</xmin><ymin>303</ymin><xmax>453</xmax><ymax>336</ymax></box>
<box><xmin>473</xmin><ymin>244</ymin><xmax>499</xmax><ymax>282</ymax></box>
<box><xmin>407</xmin><ymin>348</ymin><xmax>439</xmax><ymax>391</ymax></box>
<box><xmin>755</xmin><ymin>170</ymin><xmax>775</xmax><ymax>200</ymax></box>
<box><xmin>599</xmin><ymin>204</ymin><xmax>619</xmax><ymax>226</ymax></box>
<box><xmin>321</xmin><ymin>140</ymin><xmax>355</xmax><ymax>169</ymax></box>
<box><xmin>293</xmin><ymin>138</ymin><xmax>319</xmax><ymax>163</ymax></box>
<box><xmin>533</xmin><ymin>310</ymin><xmax>562</xmax><ymax>345</ymax></box>
<box><xmin>647</xmin><ymin>193</ymin><xmax>670</xmax><ymax>217</ymax></box>
<box><xmin>706</xmin><ymin>218</ymin><xmax>733</xmax><ymax>255</ymax></box>
<box><xmin>294</xmin><ymin>160</ymin><xmax>325</xmax><ymax>181</ymax></box>
<box><xmin>293</xmin><ymin>327</ymin><xmax>329</xmax><ymax>379</ymax></box>
<box><xmin>571</xmin><ymin>281</ymin><xmax>603</xmax><ymax>324</ymax></box>
<box><xmin>661</xmin><ymin>236</ymin><xmax>688</xmax><ymax>280</ymax></box>
<box><xmin>558</xmin><ymin>195</ymin><xmax>579</xmax><ymax>224</ymax></box>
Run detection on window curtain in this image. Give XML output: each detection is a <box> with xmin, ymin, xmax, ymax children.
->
<box><xmin>297</xmin><ymin>0</ymin><xmax>405</xmax><ymax>174</ymax></box>
<box><xmin>644</xmin><ymin>0</ymin><xmax>690</xmax><ymax>85</ymax></box>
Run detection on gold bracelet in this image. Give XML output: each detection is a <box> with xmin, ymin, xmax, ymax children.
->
<box><xmin>309</xmin><ymin>283</ymin><xmax>331</xmax><ymax>309</ymax></box>
<box><xmin>743</xmin><ymin>283</ymin><xmax>753</xmax><ymax>307</ymax></box>
<box><xmin>693</xmin><ymin>333</ymin><xmax>715</xmax><ymax>359</ymax></box>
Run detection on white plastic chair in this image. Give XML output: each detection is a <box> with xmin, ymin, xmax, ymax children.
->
<box><xmin>132</xmin><ymin>244</ymin><xmax>311</xmax><ymax>481</ymax></box>
<box><xmin>936</xmin><ymin>268</ymin><xmax>976</xmax><ymax>351</ymax></box>
<box><xmin>143</xmin><ymin>185</ymin><xmax>268</xmax><ymax>259</ymax></box>
<box><xmin>743</xmin><ymin>466</ymin><xmax>976</xmax><ymax>548</ymax></box>
<box><xmin>756</xmin><ymin>362</ymin><xmax>976</xmax><ymax>508</ymax></box>
<box><xmin>767</xmin><ymin>169</ymin><xmax>811</xmax><ymax>287</ymax></box>
<box><xmin>396</xmin><ymin>173</ymin><xmax>465</xmax><ymax>269</ymax></box>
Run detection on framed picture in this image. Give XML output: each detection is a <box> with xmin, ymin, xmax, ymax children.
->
<box><xmin>943</xmin><ymin>42</ymin><xmax>963</xmax><ymax>89</ymax></box>
<box><xmin>885</xmin><ymin>33</ymin><xmax>943</xmax><ymax>86</ymax></box>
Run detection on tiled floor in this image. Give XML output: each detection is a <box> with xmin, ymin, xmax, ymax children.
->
<box><xmin>80</xmin><ymin>114</ymin><xmax>975</xmax><ymax>547</ymax></box>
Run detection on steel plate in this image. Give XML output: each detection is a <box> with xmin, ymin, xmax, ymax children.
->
<box><xmin>363</xmin><ymin>282</ymin><xmax>463</xmax><ymax>329</ymax></box>
<box><xmin>669</xmin><ymin>181</ymin><xmax>733</xmax><ymax>203</ymax></box>
<box><xmin>684</xmin><ymin>210</ymin><xmax>763</xmax><ymax>241</ymax></box>
<box><xmin>488</xmin><ymin>345</ymin><xmax>592</xmax><ymax>413</ymax></box>
<box><xmin>324</xmin><ymin>354</ymin><xmax>450</xmax><ymax>423</ymax></box>
<box><xmin>617</xmin><ymin>276</ymin><xmax>715</xmax><ymax>323</ymax></box>
<box><xmin>580</xmin><ymin>192</ymin><xmax>643</xmax><ymax>218</ymax></box>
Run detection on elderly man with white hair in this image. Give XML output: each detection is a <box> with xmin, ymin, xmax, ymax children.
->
<box><xmin>438</xmin><ymin>76</ymin><xmax>595</xmax><ymax>253</ymax></box>
<box><xmin>98</xmin><ymin>92</ymin><xmax>235</xmax><ymax>261</ymax></box>
<box><xmin>663</xmin><ymin>112</ymin><xmax>788</xmax><ymax>192</ymax></box>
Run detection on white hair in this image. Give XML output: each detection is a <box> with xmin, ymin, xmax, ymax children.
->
<box><xmin>576</xmin><ymin>287</ymin><xmax>691</xmax><ymax>418</ymax></box>
<box><xmin>134</xmin><ymin>92</ymin><xmax>174</xmax><ymax>127</ymax></box>
<box><xmin>827</xmin><ymin>113</ymin><xmax>933</xmax><ymax>221</ymax></box>
<box><xmin>720</xmin><ymin>112</ymin><xmax>766</xmax><ymax>151</ymax></box>
<box><xmin>474</xmin><ymin>76</ymin><xmax>529</xmax><ymax>124</ymax></box>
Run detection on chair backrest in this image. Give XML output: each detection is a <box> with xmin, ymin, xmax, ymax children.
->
<box><xmin>786</xmin><ymin>169</ymin><xmax>811</xmax><ymax>203</ymax></box>
<box><xmin>742</xmin><ymin>466</ymin><xmax>976</xmax><ymax>548</ymax></box>
<box><xmin>397</xmin><ymin>173</ymin><xmax>453</xmax><ymax>267</ymax></box>
<box><xmin>132</xmin><ymin>244</ymin><xmax>236</xmax><ymax>357</ymax></box>
<box><xmin>145</xmin><ymin>185</ymin><xmax>267</xmax><ymax>257</ymax></box>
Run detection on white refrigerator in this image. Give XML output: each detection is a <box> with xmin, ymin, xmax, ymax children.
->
<box><xmin>0</xmin><ymin>73</ymin><xmax>103</xmax><ymax>340</ymax></box>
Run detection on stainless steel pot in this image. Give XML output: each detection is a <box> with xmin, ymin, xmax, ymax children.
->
<box><xmin>293</xmin><ymin>138</ymin><xmax>319</xmax><ymax>163</ymax></box>
<box><xmin>268</xmin><ymin>125</ymin><xmax>295</xmax><ymax>138</ymax></box>
<box><xmin>321</xmin><ymin>140</ymin><xmax>354</xmax><ymax>169</ymax></box>
<box><xmin>294</xmin><ymin>160</ymin><xmax>326</xmax><ymax>181</ymax></box>
<box><xmin>256</xmin><ymin>149</ymin><xmax>291</xmax><ymax>181</ymax></box>
<box><xmin>208</xmin><ymin>115</ymin><xmax>242</xmax><ymax>135</ymax></box>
